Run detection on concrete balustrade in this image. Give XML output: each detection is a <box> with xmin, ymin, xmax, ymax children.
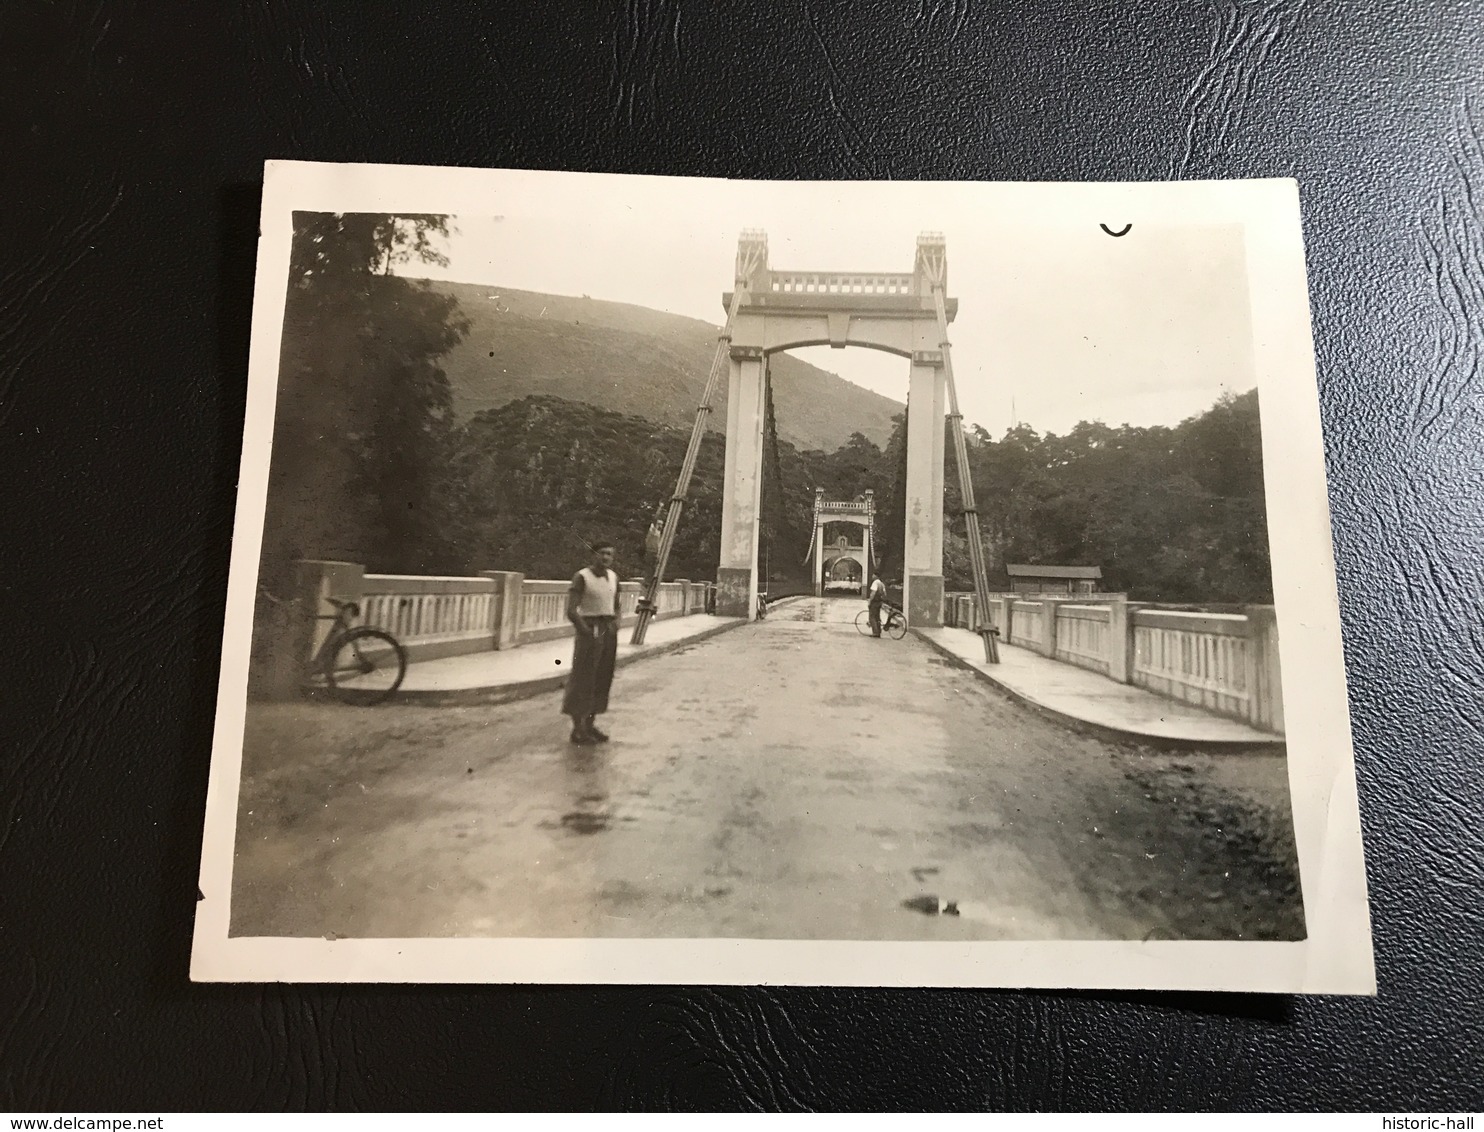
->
<box><xmin>618</xmin><ymin>584</ymin><xmax>641</xmax><ymax>619</ymax></box>
<box><xmin>517</xmin><ymin>580</ymin><xmax>572</xmax><ymax>644</ymax></box>
<box><xmin>657</xmin><ymin>581</ymin><xmax>686</xmax><ymax>616</ymax></box>
<box><xmin>1131</xmin><ymin>608</ymin><xmax>1284</xmax><ymax>733</ymax></box>
<box><xmin>1242</xmin><ymin>607</ymin><xmax>1285</xmax><ymax>735</ymax></box>
<box><xmin>939</xmin><ymin>590</ymin><xmax>1284</xmax><ymax>735</ymax></box>
<box><xmin>360</xmin><ymin>575</ymin><xmax>497</xmax><ymax>662</ymax></box>
<box><xmin>478</xmin><ymin>570</ymin><xmax>524</xmax><ymax>650</ymax></box>
<box><xmin>1054</xmin><ymin>604</ymin><xmax>1112</xmax><ymax>676</ymax></box>
<box><xmin>768</xmin><ymin>272</ymin><xmax>915</xmax><ymax>296</ymax></box>
<box><xmin>251</xmin><ymin>560</ymin><xmax>717</xmax><ymax>701</ymax></box>
<box><xmin>1011</xmin><ymin>601</ymin><xmax>1046</xmax><ymax>652</ymax></box>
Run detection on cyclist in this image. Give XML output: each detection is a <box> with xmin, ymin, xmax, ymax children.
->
<box><xmin>866</xmin><ymin>574</ymin><xmax>887</xmax><ymax>637</ymax></box>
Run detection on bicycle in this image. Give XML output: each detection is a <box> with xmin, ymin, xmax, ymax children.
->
<box><xmin>260</xmin><ymin>588</ymin><xmax>408</xmax><ymax>705</ymax></box>
<box><xmin>856</xmin><ymin>602</ymin><xmax>907</xmax><ymax>640</ymax></box>
<box><xmin>756</xmin><ymin>591</ymin><xmax>769</xmax><ymax>620</ymax></box>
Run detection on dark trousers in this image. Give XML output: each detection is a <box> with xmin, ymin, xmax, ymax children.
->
<box><xmin>868</xmin><ymin>597</ymin><xmax>883</xmax><ymax>637</ymax></box>
<box><xmin>562</xmin><ymin>617</ymin><xmax>617</xmax><ymax>719</ymax></box>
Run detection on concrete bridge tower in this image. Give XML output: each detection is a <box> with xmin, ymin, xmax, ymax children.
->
<box><xmin>808</xmin><ymin>487</ymin><xmax>875</xmax><ymax>597</ymax></box>
<box><xmin>715</xmin><ymin>232</ymin><xmax>957</xmax><ymax>626</ymax></box>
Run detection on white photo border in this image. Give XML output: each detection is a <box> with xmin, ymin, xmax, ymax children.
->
<box><xmin>191</xmin><ymin>162</ymin><xmax>1374</xmax><ymax>993</ymax></box>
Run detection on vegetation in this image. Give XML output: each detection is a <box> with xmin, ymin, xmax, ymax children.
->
<box><xmin>259</xmin><ymin>212</ymin><xmax>470</xmax><ymax>596</ymax></box>
<box><xmin>433</xmin><ymin>388</ymin><xmax>1270</xmax><ymax>604</ymax></box>
<box><xmin>426</xmin><ymin>280</ymin><xmax>902</xmax><ymax>453</ymax></box>
<box><xmin>948</xmin><ymin>392</ymin><xmax>1273</xmax><ymax>603</ymax></box>
<box><xmin>449</xmin><ymin>396</ymin><xmax>726</xmax><ymax>580</ymax></box>
<box><xmin>261</xmin><ymin>216</ymin><xmax>1272</xmax><ymax>606</ymax></box>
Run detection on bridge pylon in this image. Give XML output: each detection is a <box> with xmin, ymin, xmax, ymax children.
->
<box><xmin>806</xmin><ymin>488</ymin><xmax>875</xmax><ymax>597</ymax></box>
<box><xmin>714</xmin><ymin>231</ymin><xmax>959</xmax><ymax>626</ymax></box>
<box><xmin>645</xmin><ymin>229</ymin><xmax>994</xmax><ymax>654</ymax></box>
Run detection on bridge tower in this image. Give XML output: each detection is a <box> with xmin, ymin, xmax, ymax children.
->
<box><xmin>716</xmin><ymin>232</ymin><xmax>959</xmax><ymax>626</ymax></box>
<box><xmin>807</xmin><ymin>488</ymin><xmax>875</xmax><ymax>597</ymax></box>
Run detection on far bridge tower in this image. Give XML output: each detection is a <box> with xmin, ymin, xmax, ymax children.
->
<box><xmin>716</xmin><ymin>232</ymin><xmax>958</xmax><ymax>626</ymax></box>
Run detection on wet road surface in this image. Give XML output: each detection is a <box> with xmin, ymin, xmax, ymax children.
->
<box><xmin>232</xmin><ymin>597</ymin><xmax>1304</xmax><ymax>941</ymax></box>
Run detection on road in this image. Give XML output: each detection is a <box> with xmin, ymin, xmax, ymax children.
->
<box><xmin>231</xmin><ymin>597</ymin><xmax>1304</xmax><ymax>941</ymax></box>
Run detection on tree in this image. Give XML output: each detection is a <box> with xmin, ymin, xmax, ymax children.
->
<box><xmin>261</xmin><ymin>212</ymin><xmax>469</xmax><ymax>589</ymax></box>
<box><xmin>759</xmin><ymin>369</ymin><xmax>797</xmax><ymax>584</ymax></box>
<box><xmin>874</xmin><ymin>411</ymin><xmax>909</xmax><ymax>580</ymax></box>
<box><xmin>951</xmin><ymin>393</ymin><xmax>1272</xmax><ymax>603</ymax></box>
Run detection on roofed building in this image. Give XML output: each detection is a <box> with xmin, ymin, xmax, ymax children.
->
<box><xmin>1006</xmin><ymin>564</ymin><xmax>1103</xmax><ymax>596</ymax></box>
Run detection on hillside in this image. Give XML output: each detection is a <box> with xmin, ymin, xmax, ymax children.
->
<box><xmin>421</xmin><ymin>280</ymin><xmax>903</xmax><ymax>452</ymax></box>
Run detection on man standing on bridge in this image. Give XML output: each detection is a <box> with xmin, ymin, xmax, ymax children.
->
<box><xmin>867</xmin><ymin>573</ymin><xmax>888</xmax><ymax>638</ymax></box>
<box><xmin>563</xmin><ymin>540</ymin><xmax>620</xmax><ymax>745</ymax></box>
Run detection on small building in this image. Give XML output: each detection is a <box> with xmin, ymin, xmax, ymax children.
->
<box><xmin>1006</xmin><ymin>563</ymin><xmax>1103</xmax><ymax>596</ymax></box>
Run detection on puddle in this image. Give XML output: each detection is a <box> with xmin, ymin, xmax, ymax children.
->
<box><xmin>560</xmin><ymin>811</ymin><xmax>611</xmax><ymax>834</ymax></box>
<box><xmin>683</xmin><ymin>884</ymin><xmax>734</xmax><ymax>900</ymax></box>
<box><xmin>902</xmin><ymin>894</ymin><xmax>958</xmax><ymax>916</ymax></box>
<box><xmin>901</xmin><ymin>894</ymin><xmax>997</xmax><ymax>922</ymax></box>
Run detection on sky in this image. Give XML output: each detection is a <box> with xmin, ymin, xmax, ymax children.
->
<box><xmin>405</xmin><ymin>179</ymin><xmax>1257</xmax><ymax>439</ymax></box>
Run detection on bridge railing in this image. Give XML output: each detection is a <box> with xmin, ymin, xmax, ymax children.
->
<box><xmin>1131</xmin><ymin>608</ymin><xmax>1282</xmax><ymax>734</ymax></box>
<box><xmin>251</xmin><ymin>561</ymin><xmax>718</xmax><ymax>697</ymax></box>
<box><xmin>501</xmin><ymin>578</ymin><xmax>707</xmax><ymax>645</ymax></box>
<box><xmin>1055</xmin><ymin>604</ymin><xmax>1112</xmax><ymax>677</ymax></box>
<box><xmin>768</xmin><ymin>271</ymin><xmax>916</xmax><ymax>296</ymax></box>
<box><xmin>360</xmin><ymin>575</ymin><xmax>497</xmax><ymax>659</ymax></box>
<box><xmin>517</xmin><ymin>580</ymin><xmax>572</xmax><ymax>644</ymax></box>
<box><xmin>940</xmin><ymin>591</ymin><xmax>1283</xmax><ymax>735</ymax></box>
<box><xmin>655</xmin><ymin>582</ymin><xmax>686</xmax><ymax>616</ymax></box>
<box><xmin>1010</xmin><ymin>601</ymin><xmax>1046</xmax><ymax>651</ymax></box>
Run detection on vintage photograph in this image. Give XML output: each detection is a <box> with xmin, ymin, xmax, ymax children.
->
<box><xmin>193</xmin><ymin>165</ymin><xmax>1372</xmax><ymax>991</ymax></box>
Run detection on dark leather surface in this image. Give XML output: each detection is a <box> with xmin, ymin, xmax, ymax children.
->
<box><xmin>3</xmin><ymin>0</ymin><xmax>1482</xmax><ymax>1111</ymax></box>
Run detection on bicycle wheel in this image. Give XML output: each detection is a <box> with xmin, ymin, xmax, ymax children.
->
<box><xmin>855</xmin><ymin>610</ymin><xmax>873</xmax><ymax>636</ymax></box>
<box><xmin>886</xmin><ymin>612</ymin><xmax>908</xmax><ymax>640</ymax></box>
<box><xmin>323</xmin><ymin>627</ymin><xmax>407</xmax><ymax>705</ymax></box>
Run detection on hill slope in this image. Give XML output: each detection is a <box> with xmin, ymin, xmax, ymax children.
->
<box><xmin>423</xmin><ymin>280</ymin><xmax>903</xmax><ymax>451</ymax></box>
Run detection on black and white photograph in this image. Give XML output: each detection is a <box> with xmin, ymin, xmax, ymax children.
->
<box><xmin>193</xmin><ymin>163</ymin><xmax>1372</xmax><ymax>992</ymax></box>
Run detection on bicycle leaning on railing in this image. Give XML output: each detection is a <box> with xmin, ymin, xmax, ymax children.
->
<box><xmin>259</xmin><ymin>588</ymin><xmax>408</xmax><ymax>705</ymax></box>
<box><xmin>855</xmin><ymin>602</ymin><xmax>907</xmax><ymax>640</ymax></box>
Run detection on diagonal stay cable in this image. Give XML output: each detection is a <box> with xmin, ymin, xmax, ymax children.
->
<box><xmin>631</xmin><ymin>240</ymin><xmax>765</xmax><ymax>644</ymax></box>
<box><xmin>920</xmin><ymin>240</ymin><xmax>999</xmax><ymax>663</ymax></box>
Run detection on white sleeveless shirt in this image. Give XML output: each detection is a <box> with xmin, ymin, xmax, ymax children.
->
<box><xmin>574</xmin><ymin>567</ymin><xmax>619</xmax><ymax>617</ymax></box>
